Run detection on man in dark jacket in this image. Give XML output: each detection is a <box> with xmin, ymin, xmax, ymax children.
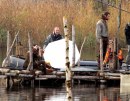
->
<box><xmin>23</xmin><ymin>45</ymin><xmax>53</xmax><ymax>74</ymax></box>
<box><xmin>125</xmin><ymin>23</ymin><xmax>130</xmax><ymax>70</ymax></box>
<box><xmin>43</xmin><ymin>27</ymin><xmax>63</xmax><ymax>49</ymax></box>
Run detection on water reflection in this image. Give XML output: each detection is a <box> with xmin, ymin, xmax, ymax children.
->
<box><xmin>0</xmin><ymin>84</ymin><xmax>129</xmax><ymax>101</ymax></box>
<box><xmin>0</xmin><ymin>48</ymin><xmax>130</xmax><ymax>101</ymax></box>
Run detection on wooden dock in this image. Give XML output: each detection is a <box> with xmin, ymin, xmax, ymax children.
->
<box><xmin>0</xmin><ymin>55</ymin><xmax>129</xmax><ymax>88</ymax></box>
<box><xmin>0</xmin><ymin>63</ymin><xmax>130</xmax><ymax>88</ymax></box>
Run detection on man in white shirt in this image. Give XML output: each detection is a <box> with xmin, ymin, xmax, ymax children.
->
<box><xmin>96</xmin><ymin>11</ymin><xmax>110</xmax><ymax>67</ymax></box>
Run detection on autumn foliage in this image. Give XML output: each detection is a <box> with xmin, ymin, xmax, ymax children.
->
<box><xmin>0</xmin><ymin>0</ymin><xmax>129</xmax><ymax>48</ymax></box>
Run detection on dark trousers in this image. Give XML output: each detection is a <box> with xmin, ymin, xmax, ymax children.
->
<box><xmin>33</xmin><ymin>60</ymin><xmax>47</xmax><ymax>74</ymax></box>
<box><xmin>97</xmin><ymin>37</ymin><xmax>108</xmax><ymax>67</ymax></box>
<box><xmin>102</xmin><ymin>37</ymin><xmax>108</xmax><ymax>59</ymax></box>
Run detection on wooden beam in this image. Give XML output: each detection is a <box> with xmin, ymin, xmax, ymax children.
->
<box><xmin>100</xmin><ymin>39</ymin><xmax>104</xmax><ymax>75</ymax></box>
<box><xmin>27</xmin><ymin>32</ymin><xmax>33</xmax><ymax>70</ymax></box>
<box><xmin>72</xmin><ymin>25</ymin><xmax>75</xmax><ymax>67</ymax></box>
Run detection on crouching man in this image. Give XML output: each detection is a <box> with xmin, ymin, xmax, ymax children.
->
<box><xmin>23</xmin><ymin>45</ymin><xmax>53</xmax><ymax>74</ymax></box>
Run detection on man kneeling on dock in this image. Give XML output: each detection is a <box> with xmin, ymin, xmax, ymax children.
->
<box><xmin>23</xmin><ymin>45</ymin><xmax>53</xmax><ymax>74</ymax></box>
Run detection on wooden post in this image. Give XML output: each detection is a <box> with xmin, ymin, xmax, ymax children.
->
<box><xmin>100</xmin><ymin>38</ymin><xmax>106</xmax><ymax>83</ymax></box>
<box><xmin>63</xmin><ymin>16</ymin><xmax>73</xmax><ymax>101</ymax></box>
<box><xmin>117</xmin><ymin>0</ymin><xmax>122</xmax><ymax>60</ymax></box>
<box><xmin>113</xmin><ymin>38</ymin><xmax>117</xmax><ymax>71</ymax></box>
<box><xmin>6</xmin><ymin>31</ymin><xmax>10</xmax><ymax>56</ymax></box>
<box><xmin>15</xmin><ymin>34</ymin><xmax>18</xmax><ymax>56</ymax></box>
<box><xmin>27</xmin><ymin>32</ymin><xmax>33</xmax><ymax>71</ymax></box>
<box><xmin>2</xmin><ymin>31</ymin><xmax>19</xmax><ymax>67</ymax></box>
<box><xmin>72</xmin><ymin>25</ymin><xmax>75</xmax><ymax>68</ymax></box>
<box><xmin>78</xmin><ymin>37</ymin><xmax>86</xmax><ymax>67</ymax></box>
<box><xmin>15</xmin><ymin>34</ymin><xmax>19</xmax><ymax>68</ymax></box>
<box><xmin>100</xmin><ymin>39</ymin><xmax>104</xmax><ymax>75</ymax></box>
<box><xmin>114</xmin><ymin>0</ymin><xmax>122</xmax><ymax>69</ymax></box>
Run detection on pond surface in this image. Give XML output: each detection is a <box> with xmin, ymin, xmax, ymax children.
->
<box><xmin>0</xmin><ymin>83</ymin><xmax>130</xmax><ymax>101</ymax></box>
<box><xmin>0</xmin><ymin>48</ymin><xmax>130</xmax><ymax>101</ymax></box>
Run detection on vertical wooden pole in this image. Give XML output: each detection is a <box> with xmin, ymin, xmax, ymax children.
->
<box><xmin>27</xmin><ymin>32</ymin><xmax>33</xmax><ymax>71</ymax></box>
<box><xmin>78</xmin><ymin>37</ymin><xmax>86</xmax><ymax>67</ymax></box>
<box><xmin>6</xmin><ymin>31</ymin><xmax>10</xmax><ymax>57</ymax></box>
<box><xmin>114</xmin><ymin>0</ymin><xmax>122</xmax><ymax>69</ymax></box>
<box><xmin>63</xmin><ymin>16</ymin><xmax>73</xmax><ymax>101</ymax></box>
<box><xmin>72</xmin><ymin>25</ymin><xmax>75</xmax><ymax>68</ymax></box>
<box><xmin>100</xmin><ymin>39</ymin><xmax>104</xmax><ymax>74</ymax></box>
<box><xmin>2</xmin><ymin>31</ymin><xmax>19</xmax><ymax>67</ymax></box>
<box><xmin>117</xmin><ymin>0</ymin><xmax>122</xmax><ymax>53</ymax></box>
<box><xmin>99</xmin><ymin>38</ymin><xmax>107</xmax><ymax>83</ymax></box>
<box><xmin>15</xmin><ymin>34</ymin><xmax>20</xmax><ymax>56</ymax></box>
<box><xmin>15</xmin><ymin>34</ymin><xmax>19</xmax><ymax>68</ymax></box>
<box><xmin>113</xmin><ymin>38</ymin><xmax>117</xmax><ymax>71</ymax></box>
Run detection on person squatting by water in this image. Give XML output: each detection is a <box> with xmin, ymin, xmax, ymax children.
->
<box><xmin>103</xmin><ymin>45</ymin><xmax>123</xmax><ymax>68</ymax></box>
<box><xmin>125</xmin><ymin>23</ymin><xmax>130</xmax><ymax>70</ymax></box>
<box><xmin>43</xmin><ymin>26</ymin><xmax>63</xmax><ymax>49</ymax></box>
<box><xmin>23</xmin><ymin>44</ymin><xmax>53</xmax><ymax>74</ymax></box>
<box><xmin>96</xmin><ymin>11</ymin><xmax>110</xmax><ymax>68</ymax></box>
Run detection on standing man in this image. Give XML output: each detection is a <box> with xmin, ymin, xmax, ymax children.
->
<box><xmin>96</xmin><ymin>11</ymin><xmax>110</xmax><ymax>67</ymax></box>
<box><xmin>43</xmin><ymin>27</ymin><xmax>63</xmax><ymax>49</ymax></box>
<box><xmin>125</xmin><ymin>23</ymin><xmax>130</xmax><ymax>70</ymax></box>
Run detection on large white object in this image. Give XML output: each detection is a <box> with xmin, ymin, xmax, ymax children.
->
<box><xmin>44</xmin><ymin>39</ymin><xmax>80</xmax><ymax>69</ymax></box>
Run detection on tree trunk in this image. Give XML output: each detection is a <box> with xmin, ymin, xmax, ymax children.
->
<box><xmin>63</xmin><ymin>16</ymin><xmax>73</xmax><ymax>101</ymax></box>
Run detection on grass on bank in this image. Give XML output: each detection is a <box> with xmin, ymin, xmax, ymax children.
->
<box><xmin>0</xmin><ymin>0</ymin><xmax>129</xmax><ymax>49</ymax></box>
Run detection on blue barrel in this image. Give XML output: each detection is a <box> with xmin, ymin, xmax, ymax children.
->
<box><xmin>9</xmin><ymin>55</ymin><xmax>25</xmax><ymax>69</ymax></box>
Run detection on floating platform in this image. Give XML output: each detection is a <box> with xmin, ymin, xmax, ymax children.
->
<box><xmin>0</xmin><ymin>55</ymin><xmax>130</xmax><ymax>88</ymax></box>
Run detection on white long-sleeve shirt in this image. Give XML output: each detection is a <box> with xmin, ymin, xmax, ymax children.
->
<box><xmin>96</xmin><ymin>19</ymin><xmax>108</xmax><ymax>42</ymax></box>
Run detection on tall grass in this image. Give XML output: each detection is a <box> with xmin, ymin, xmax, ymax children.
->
<box><xmin>0</xmin><ymin>0</ymin><xmax>129</xmax><ymax>49</ymax></box>
<box><xmin>108</xmin><ymin>1</ymin><xmax>130</xmax><ymax>47</ymax></box>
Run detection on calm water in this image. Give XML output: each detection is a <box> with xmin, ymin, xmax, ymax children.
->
<box><xmin>0</xmin><ymin>48</ymin><xmax>130</xmax><ymax>101</ymax></box>
<box><xmin>0</xmin><ymin>83</ymin><xmax>130</xmax><ymax>101</ymax></box>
